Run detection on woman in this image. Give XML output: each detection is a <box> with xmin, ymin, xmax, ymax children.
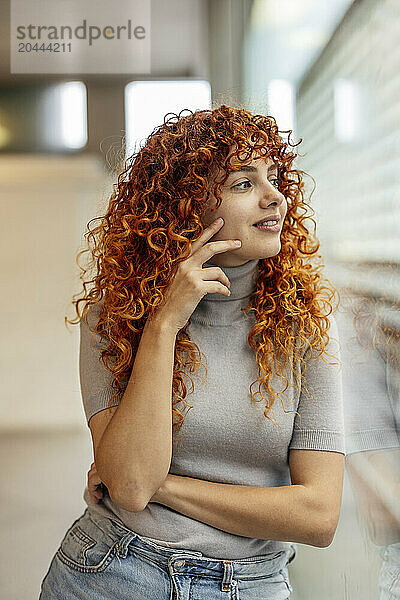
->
<box><xmin>39</xmin><ymin>104</ymin><xmax>345</xmax><ymax>599</ymax></box>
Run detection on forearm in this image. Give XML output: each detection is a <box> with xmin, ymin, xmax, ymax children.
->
<box><xmin>96</xmin><ymin>315</ymin><xmax>177</xmax><ymax>511</ymax></box>
<box><xmin>155</xmin><ymin>475</ymin><xmax>330</xmax><ymax>547</ymax></box>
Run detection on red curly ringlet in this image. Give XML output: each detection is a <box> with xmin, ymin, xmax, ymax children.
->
<box><xmin>66</xmin><ymin>104</ymin><xmax>340</xmax><ymax>442</ymax></box>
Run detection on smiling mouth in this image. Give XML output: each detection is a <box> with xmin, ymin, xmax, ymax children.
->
<box><xmin>252</xmin><ymin>221</ymin><xmax>281</xmax><ymax>233</ymax></box>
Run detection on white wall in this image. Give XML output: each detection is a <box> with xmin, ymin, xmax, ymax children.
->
<box><xmin>0</xmin><ymin>154</ymin><xmax>113</xmax><ymax>430</ymax></box>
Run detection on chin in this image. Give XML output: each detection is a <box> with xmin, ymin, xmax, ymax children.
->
<box><xmin>260</xmin><ymin>246</ymin><xmax>282</xmax><ymax>260</ymax></box>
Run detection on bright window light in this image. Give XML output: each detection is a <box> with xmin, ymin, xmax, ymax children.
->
<box><xmin>60</xmin><ymin>82</ymin><xmax>87</xmax><ymax>149</ymax></box>
<box><xmin>0</xmin><ymin>121</ymin><xmax>11</xmax><ymax>148</ymax></box>
<box><xmin>334</xmin><ymin>78</ymin><xmax>359</xmax><ymax>143</ymax></box>
<box><xmin>42</xmin><ymin>81</ymin><xmax>87</xmax><ymax>150</ymax></box>
<box><xmin>267</xmin><ymin>79</ymin><xmax>295</xmax><ymax>134</ymax></box>
<box><xmin>125</xmin><ymin>80</ymin><xmax>211</xmax><ymax>157</ymax></box>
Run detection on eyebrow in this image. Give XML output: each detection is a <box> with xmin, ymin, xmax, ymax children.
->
<box><xmin>229</xmin><ymin>164</ymin><xmax>278</xmax><ymax>175</ymax></box>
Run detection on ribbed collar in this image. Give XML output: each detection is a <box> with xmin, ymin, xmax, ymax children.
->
<box><xmin>191</xmin><ymin>258</ymin><xmax>260</xmax><ymax>326</ymax></box>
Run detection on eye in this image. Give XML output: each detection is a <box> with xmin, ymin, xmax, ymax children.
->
<box><xmin>232</xmin><ymin>177</ymin><xmax>280</xmax><ymax>191</ymax></box>
<box><xmin>270</xmin><ymin>177</ymin><xmax>280</xmax><ymax>188</ymax></box>
<box><xmin>232</xmin><ymin>180</ymin><xmax>252</xmax><ymax>191</ymax></box>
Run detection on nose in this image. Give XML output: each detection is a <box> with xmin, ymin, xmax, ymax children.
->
<box><xmin>259</xmin><ymin>187</ymin><xmax>285</xmax><ymax>210</ymax></box>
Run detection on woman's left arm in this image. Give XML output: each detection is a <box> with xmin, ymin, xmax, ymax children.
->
<box><xmin>151</xmin><ymin>449</ymin><xmax>344</xmax><ymax>548</ymax></box>
<box><xmin>87</xmin><ymin>450</ymin><xmax>344</xmax><ymax>547</ymax></box>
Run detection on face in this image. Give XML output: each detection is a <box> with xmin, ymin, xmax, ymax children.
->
<box><xmin>201</xmin><ymin>154</ymin><xmax>287</xmax><ymax>267</ymax></box>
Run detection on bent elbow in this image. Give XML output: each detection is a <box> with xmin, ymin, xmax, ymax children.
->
<box><xmin>315</xmin><ymin>529</ymin><xmax>335</xmax><ymax>548</ymax></box>
<box><xmin>313</xmin><ymin>516</ymin><xmax>337</xmax><ymax>548</ymax></box>
<box><xmin>319</xmin><ymin>532</ymin><xmax>336</xmax><ymax>548</ymax></box>
<box><xmin>109</xmin><ymin>480</ymin><xmax>150</xmax><ymax>513</ymax></box>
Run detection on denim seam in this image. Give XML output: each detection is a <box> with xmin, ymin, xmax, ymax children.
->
<box><xmin>70</xmin><ymin>526</ymin><xmax>96</xmax><ymax>547</ymax></box>
<box><xmin>189</xmin><ymin>576</ymin><xmax>201</xmax><ymax>600</ymax></box>
<box><xmin>129</xmin><ymin>548</ymin><xmax>169</xmax><ymax>576</ymax></box>
<box><xmin>87</xmin><ymin>511</ymin><xmax>120</xmax><ymax>536</ymax></box>
<box><xmin>56</xmin><ymin>543</ymin><xmax>118</xmax><ymax>574</ymax></box>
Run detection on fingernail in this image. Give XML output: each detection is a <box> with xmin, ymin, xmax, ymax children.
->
<box><xmin>234</xmin><ymin>240</ymin><xmax>241</xmax><ymax>245</ymax></box>
<box><xmin>216</xmin><ymin>217</ymin><xmax>223</xmax><ymax>224</ymax></box>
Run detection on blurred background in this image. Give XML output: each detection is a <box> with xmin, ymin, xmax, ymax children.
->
<box><xmin>1</xmin><ymin>0</ymin><xmax>399</xmax><ymax>598</ymax></box>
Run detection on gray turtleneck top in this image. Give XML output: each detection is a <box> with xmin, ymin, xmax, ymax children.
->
<box><xmin>79</xmin><ymin>258</ymin><xmax>345</xmax><ymax>560</ymax></box>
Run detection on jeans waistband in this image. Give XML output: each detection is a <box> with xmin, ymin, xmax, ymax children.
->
<box><xmin>87</xmin><ymin>507</ymin><xmax>296</xmax><ymax>580</ymax></box>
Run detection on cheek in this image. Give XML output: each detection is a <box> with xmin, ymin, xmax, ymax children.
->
<box><xmin>200</xmin><ymin>206</ymin><xmax>222</xmax><ymax>228</ymax></box>
<box><xmin>225</xmin><ymin>215</ymin><xmax>250</xmax><ymax>236</ymax></box>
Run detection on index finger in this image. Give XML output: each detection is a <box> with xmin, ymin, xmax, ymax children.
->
<box><xmin>188</xmin><ymin>218</ymin><xmax>224</xmax><ymax>258</ymax></box>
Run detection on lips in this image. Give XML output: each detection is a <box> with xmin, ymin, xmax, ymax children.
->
<box><xmin>253</xmin><ymin>215</ymin><xmax>281</xmax><ymax>226</ymax></box>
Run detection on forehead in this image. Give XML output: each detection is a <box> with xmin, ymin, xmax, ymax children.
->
<box><xmin>234</xmin><ymin>155</ymin><xmax>274</xmax><ymax>166</ymax></box>
<box><xmin>209</xmin><ymin>151</ymin><xmax>278</xmax><ymax>182</ymax></box>
<box><xmin>228</xmin><ymin>155</ymin><xmax>277</xmax><ymax>171</ymax></box>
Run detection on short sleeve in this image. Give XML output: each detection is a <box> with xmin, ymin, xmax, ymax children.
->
<box><xmin>79</xmin><ymin>300</ymin><xmax>127</xmax><ymax>427</ymax></box>
<box><xmin>336</xmin><ymin>308</ymin><xmax>400</xmax><ymax>457</ymax></box>
<box><xmin>289</xmin><ymin>312</ymin><xmax>345</xmax><ymax>454</ymax></box>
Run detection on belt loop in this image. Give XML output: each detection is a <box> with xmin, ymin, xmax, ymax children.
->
<box><xmin>115</xmin><ymin>532</ymin><xmax>136</xmax><ymax>558</ymax></box>
<box><xmin>221</xmin><ymin>561</ymin><xmax>234</xmax><ymax>592</ymax></box>
<box><xmin>288</xmin><ymin>543</ymin><xmax>297</xmax><ymax>564</ymax></box>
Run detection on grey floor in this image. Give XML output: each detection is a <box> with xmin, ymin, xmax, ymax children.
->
<box><xmin>1</xmin><ymin>429</ymin><xmax>382</xmax><ymax>600</ymax></box>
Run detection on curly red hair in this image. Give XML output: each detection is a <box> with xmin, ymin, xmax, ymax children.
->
<box><xmin>66</xmin><ymin>104</ymin><xmax>340</xmax><ymax>442</ymax></box>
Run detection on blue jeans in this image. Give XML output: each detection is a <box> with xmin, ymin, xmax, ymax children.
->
<box><xmin>39</xmin><ymin>507</ymin><xmax>296</xmax><ymax>599</ymax></box>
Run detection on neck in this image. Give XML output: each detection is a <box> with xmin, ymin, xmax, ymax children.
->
<box><xmin>190</xmin><ymin>258</ymin><xmax>260</xmax><ymax>326</ymax></box>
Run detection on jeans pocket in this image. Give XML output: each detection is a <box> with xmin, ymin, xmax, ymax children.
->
<box><xmin>56</xmin><ymin>511</ymin><xmax>120</xmax><ymax>573</ymax></box>
<box><xmin>237</xmin><ymin>568</ymin><xmax>293</xmax><ymax>600</ymax></box>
